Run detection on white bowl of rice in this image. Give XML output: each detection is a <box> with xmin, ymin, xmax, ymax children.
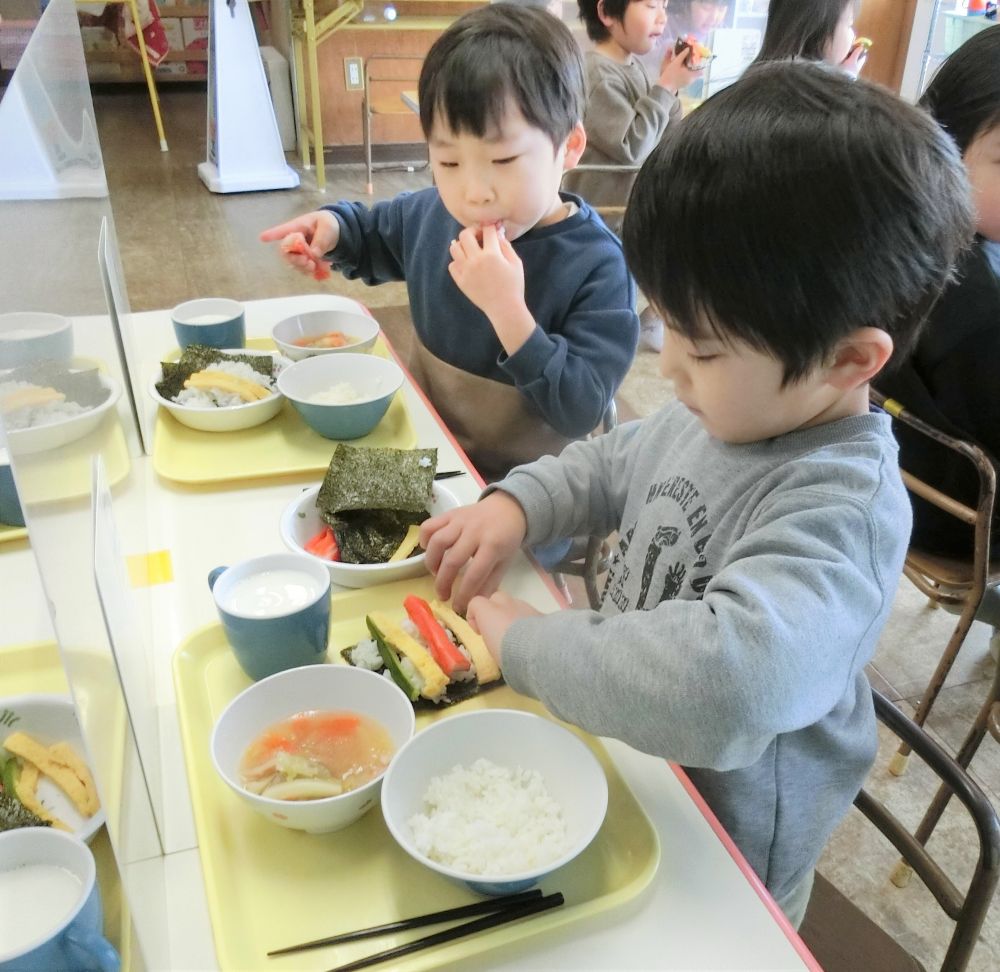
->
<box><xmin>381</xmin><ymin>709</ymin><xmax>608</xmax><ymax>896</ymax></box>
<box><xmin>149</xmin><ymin>348</ymin><xmax>290</xmax><ymax>433</ymax></box>
<box><xmin>2</xmin><ymin>371</ymin><xmax>122</xmax><ymax>456</ymax></box>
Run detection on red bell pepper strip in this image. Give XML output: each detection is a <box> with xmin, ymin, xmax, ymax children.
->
<box><xmin>403</xmin><ymin>595</ymin><xmax>471</xmax><ymax>676</ymax></box>
<box><xmin>304</xmin><ymin>526</ymin><xmax>340</xmax><ymax>561</ymax></box>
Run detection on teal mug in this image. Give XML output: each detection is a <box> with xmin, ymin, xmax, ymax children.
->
<box><xmin>208</xmin><ymin>552</ymin><xmax>331</xmax><ymax>681</ymax></box>
<box><xmin>171</xmin><ymin>297</ymin><xmax>245</xmax><ymax>350</ymax></box>
<box><xmin>0</xmin><ymin>449</ymin><xmax>25</xmax><ymax>527</ymax></box>
<box><xmin>0</xmin><ymin>828</ymin><xmax>120</xmax><ymax>971</ymax></box>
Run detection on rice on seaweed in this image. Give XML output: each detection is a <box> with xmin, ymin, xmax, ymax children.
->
<box><xmin>0</xmin><ymin>360</ymin><xmax>110</xmax><ymax>430</ymax></box>
<box><xmin>156</xmin><ymin>345</ymin><xmax>280</xmax><ymax>408</ymax></box>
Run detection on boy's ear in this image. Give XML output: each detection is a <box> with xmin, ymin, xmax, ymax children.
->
<box><xmin>561</xmin><ymin>122</ymin><xmax>587</xmax><ymax>171</ymax></box>
<box><xmin>825</xmin><ymin>328</ymin><xmax>894</xmax><ymax>390</ymax></box>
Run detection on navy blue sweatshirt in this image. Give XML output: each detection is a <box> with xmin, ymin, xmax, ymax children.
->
<box><xmin>323</xmin><ymin>188</ymin><xmax>638</xmax><ymax>438</ymax></box>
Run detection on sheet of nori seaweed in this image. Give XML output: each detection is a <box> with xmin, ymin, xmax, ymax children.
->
<box><xmin>323</xmin><ymin>508</ymin><xmax>429</xmax><ymax>563</ymax></box>
<box><xmin>2</xmin><ymin>360</ymin><xmax>110</xmax><ymax>407</ymax></box>
<box><xmin>317</xmin><ymin>445</ymin><xmax>436</xmax><ymax>515</ymax></box>
<box><xmin>154</xmin><ymin>345</ymin><xmax>274</xmax><ymax>400</ymax></box>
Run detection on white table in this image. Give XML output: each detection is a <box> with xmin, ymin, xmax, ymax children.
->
<box><xmin>1</xmin><ymin>295</ymin><xmax>818</xmax><ymax>970</ymax></box>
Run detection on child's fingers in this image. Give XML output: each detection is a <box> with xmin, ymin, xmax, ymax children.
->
<box><xmin>498</xmin><ymin>234</ymin><xmax>519</xmax><ymax>266</ymax></box>
<box><xmin>260</xmin><ymin>217</ymin><xmax>310</xmax><ymax>243</ymax></box>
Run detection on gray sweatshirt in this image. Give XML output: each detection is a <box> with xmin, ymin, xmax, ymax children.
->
<box><xmin>493</xmin><ymin>402</ymin><xmax>909</xmax><ymax>900</ymax></box>
<box><xmin>562</xmin><ymin>50</ymin><xmax>681</xmax><ymax>212</ymax></box>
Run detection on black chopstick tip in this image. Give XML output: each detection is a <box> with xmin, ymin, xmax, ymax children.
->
<box><xmin>433</xmin><ymin>470</ymin><xmax>466</xmax><ymax>480</ymax></box>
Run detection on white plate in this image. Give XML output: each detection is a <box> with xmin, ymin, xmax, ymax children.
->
<box><xmin>280</xmin><ymin>480</ymin><xmax>463</xmax><ymax>588</ymax></box>
<box><xmin>149</xmin><ymin>348</ymin><xmax>290</xmax><ymax>433</ymax></box>
<box><xmin>4</xmin><ymin>372</ymin><xmax>122</xmax><ymax>456</ymax></box>
<box><xmin>0</xmin><ymin>693</ymin><xmax>105</xmax><ymax>843</ymax></box>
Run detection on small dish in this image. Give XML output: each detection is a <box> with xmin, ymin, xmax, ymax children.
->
<box><xmin>0</xmin><ymin>693</ymin><xmax>105</xmax><ymax>843</ymax></box>
<box><xmin>0</xmin><ymin>312</ymin><xmax>73</xmax><ymax>369</ymax></box>
<box><xmin>272</xmin><ymin>308</ymin><xmax>380</xmax><ymax>361</ymax></box>
<box><xmin>149</xmin><ymin>348</ymin><xmax>290</xmax><ymax>433</ymax></box>
<box><xmin>279</xmin><ymin>480</ymin><xmax>462</xmax><ymax>589</ymax></box>
<box><xmin>277</xmin><ymin>353</ymin><xmax>404</xmax><ymax>440</ymax></box>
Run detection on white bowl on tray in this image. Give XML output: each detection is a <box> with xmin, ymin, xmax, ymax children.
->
<box><xmin>272</xmin><ymin>308</ymin><xmax>380</xmax><ymax>361</ymax></box>
<box><xmin>0</xmin><ymin>693</ymin><xmax>105</xmax><ymax>843</ymax></box>
<box><xmin>3</xmin><ymin>371</ymin><xmax>122</xmax><ymax>456</ymax></box>
<box><xmin>381</xmin><ymin>709</ymin><xmax>608</xmax><ymax>896</ymax></box>
<box><xmin>279</xmin><ymin>480</ymin><xmax>462</xmax><ymax>589</ymax></box>
<box><xmin>0</xmin><ymin>312</ymin><xmax>73</xmax><ymax>369</ymax></box>
<box><xmin>149</xmin><ymin>348</ymin><xmax>290</xmax><ymax>433</ymax></box>
<box><xmin>210</xmin><ymin>664</ymin><xmax>415</xmax><ymax>834</ymax></box>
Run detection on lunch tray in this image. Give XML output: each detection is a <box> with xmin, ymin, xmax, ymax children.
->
<box><xmin>0</xmin><ymin>523</ymin><xmax>28</xmax><ymax>545</ymax></box>
<box><xmin>0</xmin><ymin>642</ymin><xmax>133</xmax><ymax>970</ymax></box>
<box><xmin>152</xmin><ymin>337</ymin><xmax>417</xmax><ymax>485</ymax></box>
<box><xmin>173</xmin><ymin>575</ymin><xmax>661</xmax><ymax>971</ymax></box>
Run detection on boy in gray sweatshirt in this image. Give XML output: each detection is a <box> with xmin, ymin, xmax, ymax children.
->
<box><xmin>420</xmin><ymin>61</ymin><xmax>973</xmax><ymax>927</ymax></box>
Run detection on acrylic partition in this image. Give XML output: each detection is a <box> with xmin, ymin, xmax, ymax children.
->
<box><xmin>0</xmin><ymin>0</ymin><xmax>167</xmax><ymax>967</ymax></box>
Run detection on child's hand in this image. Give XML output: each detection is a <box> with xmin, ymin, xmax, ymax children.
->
<box><xmin>841</xmin><ymin>42</ymin><xmax>869</xmax><ymax>78</ymax></box>
<box><xmin>448</xmin><ymin>224</ymin><xmax>526</xmax><ymax>323</ymax></box>
<box><xmin>466</xmin><ymin>591</ymin><xmax>543</xmax><ymax>666</ymax></box>
<box><xmin>259</xmin><ymin>211</ymin><xmax>340</xmax><ymax>278</ymax></box>
<box><xmin>420</xmin><ymin>491</ymin><xmax>528</xmax><ymax>615</ymax></box>
<box><xmin>657</xmin><ymin>47</ymin><xmax>705</xmax><ymax>95</ymax></box>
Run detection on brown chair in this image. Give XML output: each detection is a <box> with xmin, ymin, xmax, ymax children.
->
<box><xmin>361</xmin><ymin>54</ymin><xmax>426</xmax><ymax>195</ymax></box>
<box><xmin>561</xmin><ymin>163</ymin><xmax>641</xmax><ymax>228</ymax></box>
<box><xmin>799</xmin><ymin>688</ymin><xmax>1000</xmax><ymax>972</ymax></box>
<box><xmin>870</xmin><ymin>391</ymin><xmax>1000</xmax><ymax>776</ymax></box>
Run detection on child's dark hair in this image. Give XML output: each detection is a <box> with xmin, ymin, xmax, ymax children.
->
<box><xmin>577</xmin><ymin>0</ymin><xmax>630</xmax><ymax>43</ymax></box>
<box><xmin>419</xmin><ymin>5</ymin><xmax>584</xmax><ymax>149</ymax></box>
<box><xmin>622</xmin><ymin>61</ymin><xmax>973</xmax><ymax>383</ymax></box>
<box><xmin>754</xmin><ymin>0</ymin><xmax>852</xmax><ymax>63</ymax></box>
<box><xmin>920</xmin><ymin>24</ymin><xmax>1000</xmax><ymax>155</ymax></box>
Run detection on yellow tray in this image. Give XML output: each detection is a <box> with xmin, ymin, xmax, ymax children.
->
<box><xmin>0</xmin><ymin>642</ymin><xmax>133</xmax><ymax>971</ymax></box>
<box><xmin>0</xmin><ymin>523</ymin><xmax>28</xmax><ymax>545</ymax></box>
<box><xmin>152</xmin><ymin>337</ymin><xmax>417</xmax><ymax>485</ymax></box>
<box><xmin>173</xmin><ymin>576</ymin><xmax>661</xmax><ymax>971</ymax></box>
<box><xmin>6</xmin><ymin>411</ymin><xmax>131</xmax><ymax>506</ymax></box>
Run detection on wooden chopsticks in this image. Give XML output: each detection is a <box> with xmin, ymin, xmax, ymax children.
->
<box><xmin>268</xmin><ymin>890</ymin><xmax>565</xmax><ymax>970</ymax></box>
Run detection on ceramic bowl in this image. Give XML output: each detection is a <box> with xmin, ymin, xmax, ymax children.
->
<box><xmin>381</xmin><ymin>709</ymin><xmax>608</xmax><ymax>896</ymax></box>
<box><xmin>0</xmin><ymin>313</ymin><xmax>73</xmax><ymax>370</ymax></box>
<box><xmin>279</xmin><ymin>480</ymin><xmax>463</xmax><ymax>589</ymax></box>
<box><xmin>148</xmin><ymin>348</ymin><xmax>290</xmax><ymax>433</ymax></box>
<box><xmin>277</xmin><ymin>353</ymin><xmax>404</xmax><ymax>440</ymax></box>
<box><xmin>0</xmin><ymin>694</ymin><xmax>105</xmax><ymax>843</ymax></box>
<box><xmin>272</xmin><ymin>308</ymin><xmax>380</xmax><ymax>361</ymax></box>
<box><xmin>4</xmin><ymin>372</ymin><xmax>122</xmax><ymax>456</ymax></box>
<box><xmin>210</xmin><ymin>664</ymin><xmax>415</xmax><ymax>834</ymax></box>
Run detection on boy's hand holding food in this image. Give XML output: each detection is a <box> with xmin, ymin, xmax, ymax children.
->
<box><xmin>421</xmin><ymin>491</ymin><xmax>527</xmax><ymax>614</ymax></box>
<box><xmin>467</xmin><ymin>590</ymin><xmax>543</xmax><ymax>665</ymax></box>
<box><xmin>448</xmin><ymin>224</ymin><xmax>535</xmax><ymax>356</ymax></box>
<box><xmin>842</xmin><ymin>37</ymin><xmax>872</xmax><ymax>77</ymax></box>
<box><xmin>259</xmin><ymin>211</ymin><xmax>340</xmax><ymax>279</ymax></box>
<box><xmin>658</xmin><ymin>46</ymin><xmax>706</xmax><ymax>95</ymax></box>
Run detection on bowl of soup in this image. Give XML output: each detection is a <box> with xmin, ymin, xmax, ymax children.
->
<box><xmin>272</xmin><ymin>308</ymin><xmax>380</xmax><ymax>361</ymax></box>
<box><xmin>210</xmin><ymin>664</ymin><xmax>415</xmax><ymax>833</ymax></box>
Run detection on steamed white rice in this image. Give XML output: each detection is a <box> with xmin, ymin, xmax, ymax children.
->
<box><xmin>173</xmin><ymin>360</ymin><xmax>275</xmax><ymax>408</ymax></box>
<box><xmin>307</xmin><ymin>381</ymin><xmax>361</xmax><ymax>405</ymax></box>
<box><xmin>0</xmin><ymin>380</ymin><xmax>87</xmax><ymax>430</ymax></box>
<box><xmin>408</xmin><ymin>758</ymin><xmax>570</xmax><ymax>875</ymax></box>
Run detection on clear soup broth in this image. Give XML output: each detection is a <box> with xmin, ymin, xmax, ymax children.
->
<box><xmin>239</xmin><ymin>709</ymin><xmax>394</xmax><ymax>801</ymax></box>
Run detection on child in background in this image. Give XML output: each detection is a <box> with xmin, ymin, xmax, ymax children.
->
<box><xmin>752</xmin><ymin>0</ymin><xmax>869</xmax><ymax>76</ymax></box>
<box><xmin>565</xmin><ymin>0</ymin><xmax>705</xmax><ymax>353</ymax></box>
<box><xmin>261</xmin><ymin>7</ymin><xmax>638</xmax><ymax>482</ymax></box>
<box><xmin>876</xmin><ymin>24</ymin><xmax>1000</xmax><ymax>656</ymax></box>
<box><xmin>420</xmin><ymin>61</ymin><xmax>971</xmax><ymax>926</ymax></box>
<box><xmin>636</xmin><ymin>0</ymin><xmax>731</xmax><ymax>82</ymax></box>
<box><xmin>564</xmin><ymin>0</ymin><xmax>704</xmax><ymax>218</ymax></box>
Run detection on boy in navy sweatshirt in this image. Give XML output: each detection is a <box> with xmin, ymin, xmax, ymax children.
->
<box><xmin>420</xmin><ymin>62</ymin><xmax>973</xmax><ymax>926</ymax></box>
<box><xmin>261</xmin><ymin>6</ymin><xmax>638</xmax><ymax>481</ymax></box>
